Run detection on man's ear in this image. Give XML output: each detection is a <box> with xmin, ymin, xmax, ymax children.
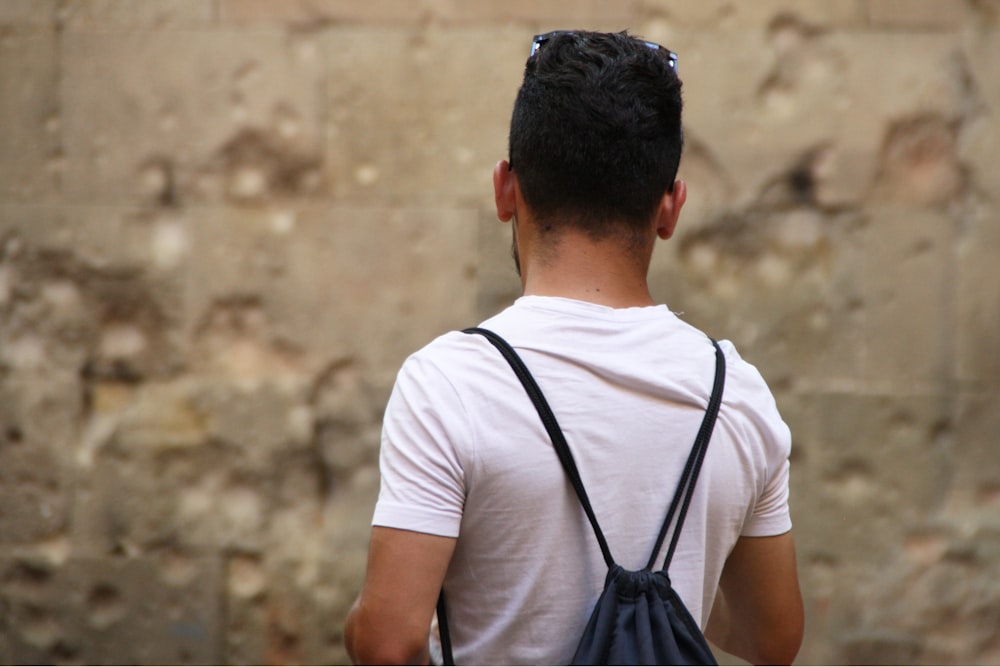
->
<box><xmin>656</xmin><ymin>179</ymin><xmax>687</xmax><ymax>240</ymax></box>
<box><xmin>494</xmin><ymin>159</ymin><xmax>517</xmax><ymax>223</ymax></box>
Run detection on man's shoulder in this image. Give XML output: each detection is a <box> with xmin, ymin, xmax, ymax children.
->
<box><xmin>406</xmin><ymin>328</ymin><xmax>486</xmax><ymax>365</ymax></box>
<box><xmin>713</xmin><ymin>339</ymin><xmax>782</xmax><ymax>405</ymax></box>
<box><xmin>401</xmin><ymin>302</ymin><xmax>529</xmax><ymax>371</ymax></box>
<box><xmin>395</xmin><ymin>328</ymin><xmax>502</xmax><ymax>398</ymax></box>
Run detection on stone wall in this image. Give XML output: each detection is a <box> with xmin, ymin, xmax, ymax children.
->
<box><xmin>1</xmin><ymin>0</ymin><xmax>998</xmax><ymax>664</ymax></box>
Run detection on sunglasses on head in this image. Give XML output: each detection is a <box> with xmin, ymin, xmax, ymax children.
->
<box><xmin>528</xmin><ymin>30</ymin><xmax>678</xmax><ymax>71</ymax></box>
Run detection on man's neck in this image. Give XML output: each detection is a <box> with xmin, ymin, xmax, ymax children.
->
<box><xmin>520</xmin><ymin>229</ymin><xmax>657</xmax><ymax>309</ymax></box>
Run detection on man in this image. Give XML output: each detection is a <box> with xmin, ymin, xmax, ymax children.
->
<box><xmin>345</xmin><ymin>30</ymin><xmax>803</xmax><ymax>665</ymax></box>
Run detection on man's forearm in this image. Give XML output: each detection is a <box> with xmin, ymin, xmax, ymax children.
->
<box><xmin>344</xmin><ymin>596</ymin><xmax>362</xmax><ymax>664</ymax></box>
<box><xmin>705</xmin><ymin>589</ymin><xmax>747</xmax><ymax>662</ymax></box>
<box><xmin>705</xmin><ymin>589</ymin><xmax>764</xmax><ymax>664</ymax></box>
<box><xmin>345</xmin><ymin>595</ymin><xmax>431</xmax><ymax>665</ymax></box>
<box><xmin>706</xmin><ymin>533</ymin><xmax>804</xmax><ymax>665</ymax></box>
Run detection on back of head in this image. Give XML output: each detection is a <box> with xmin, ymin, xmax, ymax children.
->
<box><xmin>509</xmin><ymin>30</ymin><xmax>683</xmax><ymax>243</ymax></box>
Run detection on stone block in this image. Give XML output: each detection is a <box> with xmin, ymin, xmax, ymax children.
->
<box><xmin>1</xmin><ymin>204</ymin><xmax>155</xmax><ymax>269</ymax></box>
<box><xmin>0</xmin><ymin>30</ymin><xmax>60</xmax><ymax>202</ymax></box>
<box><xmin>0</xmin><ymin>378</ymin><xmax>77</xmax><ymax>544</ymax></box>
<box><xmin>312</xmin><ymin>363</ymin><xmax>381</xmax><ymax>487</ymax></box>
<box><xmin>220</xmin><ymin>0</ymin><xmax>433</xmax><ymax>24</ymax></box>
<box><xmin>822</xmin><ymin>32</ymin><xmax>969</xmax><ymax>207</ymax></box>
<box><xmin>960</xmin><ymin>114</ymin><xmax>1000</xmax><ymax>206</ymax></box>
<box><xmin>638</xmin><ymin>0</ymin><xmax>863</xmax><ymax>30</ymax></box>
<box><xmin>197</xmin><ymin>383</ymin><xmax>314</xmax><ymax>468</ymax></box>
<box><xmin>71</xmin><ymin>377</ymin><xmax>300</xmax><ymax>554</ymax></box>
<box><xmin>70</xmin><ymin>426</ymin><xmax>197</xmax><ymax>554</ymax></box>
<box><xmin>183</xmin><ymin>205</ymin><xmax>479</xmax><ymax>393</ymax></box>
<box><xmin>858</xmin><ymin>208</ymin><xmax>954</xmax><ymax>385</ymax></box>
<box><xmin>838</xmin><ymin>631</ymin><xmax>924</xmax><ymax>665</ymax></box>
<box><xmin>60</xmin><ymin>0</ymin><xmax>214</xmax><ymax>28</ymax></box>
<box><xmin>657</xmin><ymin>207</ymin><xmax>867</xmax><ymax>390</ymax></box>
<box><xmin>443</xmin><ymin>0</ymin><xmax>635</xmax><ymax>25</ymax></box>
<box><xmin>266</xmin><ymin>452</ymin><xmax>337</xmax><ymax>563</ymax></box>
<box><xmin>665</xmin><ymin>29</ymin><xmax>967</xmax><ymax>209</ymax></box>
<box><xmin>220</xmin><ymin>0</ymin><xmax>633</xmax><ymax>25</ymax></box>
<box><xmin>961</xmin><ymin>33</ymin><xmax>1000</xmax><ymax>201</ymax></box>
<box><xmin>324</xmin><ymin>25</ymin><xmax>521</xmax><ymax>205</ymax></box>
<box><xmin>789</xmin><ymin>392</ymin><xmax>951</xmax><ymax>565</ymax></box>
<box><xmin>658</xmin><ymin>29</ymin><xmax>842</xmax><ymax>208</ymax></box>
<box><xmin>0</xmin><ymin>616</ymin><xmax>9</xmax><ymax>664</ymax></box>
<box><xmin>835</xmin><ymin>31</ymin><xmax>970</xmax><ymax>128</ymax></box>
<box><xmin>225</xmin><ymin>555</ymin><xmax>362</xmax><ymax>665</ymax></box>
<box><xmin>60</xmin><ymin>29</ymin><xmax>327</xmax><ymax>205</ymax></box>
<box><xmin>948</xmin><ymin>393</ymin><xmax>1000</xmax><ymax>513</ymax></box>
<box><xmin>72</xmin><ymin>368</ymin><xmax>365</xmax><ymax>557</ymax></box>
<box><xmin>0</xmin><ymin>554</ymin><xmax>221</xmax><ymax>664</ymax></box>
<box><xmin>837</xmin><ymin>518</ymin><xmax>1000</xmax><ymax>664</ymax></box>
<box><xmin>0</xmin><ymin>0</ymin><xmax>57</xmax><ymax>26</ymax></box>
<box><xmin>956</xmin><ymin>202</ymin><xmax>1000</xmax><ymax>388</ymax></box>
<box><xmin>0</xmin><ymin>205</ymin><xmax>188</xmax><ymax>381</ymax></box>
<box><xmin>324</xmin><ymin>461</ymin><xmax>381</xmax><ymax>557</ymax></box>
<box><xmin>869</xmin><ymin>115</ymin><xmax>964</xmax><ymax>208</ymax></box>
<box><xmin>866</xmin><ymin>0</ymin><xmax>969</xmax><ymax>29</ymax></box>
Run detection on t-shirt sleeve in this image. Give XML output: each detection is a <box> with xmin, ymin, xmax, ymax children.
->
<box><xmin>742</xmin><ymin>456</ymin><xmax>792</xmax><ymax>537</ymax></box>
<box><xmin>722</xmin><ymin>342</ymin><xmax>794</xmax><ymax>538</ymax></box>
<box><xmin>371</xmin><ymin>350</ymin><xmax>470</xmax><ymax>539</ymax></box>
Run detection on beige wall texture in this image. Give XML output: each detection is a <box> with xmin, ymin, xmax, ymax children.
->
<box><xmin>1</xmin><ymin>0</ymin><xmax>999</xmax><ymax>664</ymax></box>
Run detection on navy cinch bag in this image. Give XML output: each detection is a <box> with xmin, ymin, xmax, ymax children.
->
<box><xmin>437</xmin><ymin>328</ymin><xmax>725</xmax><ymax>665</ymax></box>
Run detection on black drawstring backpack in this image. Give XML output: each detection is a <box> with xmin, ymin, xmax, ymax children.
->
<box><xmin>436</xmin><ymin>327</ymin><xmax>725</xmax><ymax>665</ymax></box>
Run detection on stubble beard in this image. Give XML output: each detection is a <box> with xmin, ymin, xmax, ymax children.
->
<box><xmin>510</xmin><ymin>219</ymin><xmax>521</xmax><ymax>277</ymax></box>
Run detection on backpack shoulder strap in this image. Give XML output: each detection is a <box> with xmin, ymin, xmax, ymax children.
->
<box><xmin>438</xmin><ymin>326</ymin><xmax>616</xmax><ymax>666</ymax></box>
<box><xmin>646</xmin><ymin>338</ymin><xmax>726</xmax><ymax>571</ymax></box>
<box><xmin>462</xmin><ymin>327</ymin><xmax>615</xmax><ymax>568</ymax></box>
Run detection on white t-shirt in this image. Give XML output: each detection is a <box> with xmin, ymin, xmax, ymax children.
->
<box><xmin>373</xmin><ymin>296</ymin><xmax>792</xmax><ymax>665</ymax></box>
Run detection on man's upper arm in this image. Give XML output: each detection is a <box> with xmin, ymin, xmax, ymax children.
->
<box><xmin>374</xmin><ymin>348</ymin><xmax>470</xmax><ymax>539</ymax></box>
<box><xmin>346</xmin><ymin>344</ymin><xmax>471</xmax><ymax>664</ymax></box>
<box><xmin>345</xmin><ymin>527</ymin><xmax>457</xmax><ymax>665</ymax></box>
<box><xmin>706</xmin><ymin>531</ymin><xmax>804</xmax><ymax>665</ymax></box>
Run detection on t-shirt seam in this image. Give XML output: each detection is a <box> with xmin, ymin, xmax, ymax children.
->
<box><xmin>513</xmin><ymin>295</ymin><xmax>674</xmax><ymax>323</ymax></box>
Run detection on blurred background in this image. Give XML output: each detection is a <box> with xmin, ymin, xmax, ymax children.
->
<box><xmin>1</xmin><ymin>0</ymin><xmax>998</xmax><ymax>664</ymax></box>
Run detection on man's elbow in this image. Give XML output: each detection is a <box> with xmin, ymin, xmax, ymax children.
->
<box><xmin>749</xmin><ymin>614</ymin><xmax>804</xmax><ymax>666</ymax></box>
<box><xmin>345</xmin><ymin>605</ymin><xmax>429</xmax><ymax>665</ymax></box>
<box><xmin>350</xmin><ymin>639</ymin><xmax>429</xmax><ymax>666</ymax></box>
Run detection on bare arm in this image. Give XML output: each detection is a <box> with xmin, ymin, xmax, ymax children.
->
<box><xmin>705</xmin><ymin>531</ymin><xmax>804</xmax><ymax>665</ymax></box>
<box><xmin>345</xmin><ymin>527</ymin><xmax>457</xmax><ymax>665</ymax></box>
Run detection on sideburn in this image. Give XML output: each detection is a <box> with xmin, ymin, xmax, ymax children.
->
<box><xmin>510</xmin><ymin>219</ymin><xmax>522</xmax><ymax>277</ymax></box>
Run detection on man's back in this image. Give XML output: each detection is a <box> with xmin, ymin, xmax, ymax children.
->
<box><xmin>374</xmin><ymin>296</ymin><xmax>791</xmax><ymax>664</ymax></box>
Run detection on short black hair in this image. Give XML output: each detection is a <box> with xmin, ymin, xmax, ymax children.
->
<box><xmin>508</xmin><ymin>30</ymin><xmax>683</xmax><ymax>243</ymax></box>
